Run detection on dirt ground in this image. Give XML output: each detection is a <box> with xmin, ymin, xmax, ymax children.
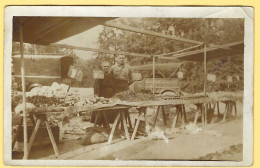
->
<box><xmin>13</xmin><ymin>101</ymin><xmax>244</xmax><ymax>161</ymax></box>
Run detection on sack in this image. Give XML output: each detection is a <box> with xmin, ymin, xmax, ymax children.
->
<box><xmin>81</xmin><ymin>127</ymin><xmax>108</xmax><ymax>145</ymax></box>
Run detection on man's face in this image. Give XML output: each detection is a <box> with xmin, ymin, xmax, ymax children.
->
<box><xmin>102</xmin><ymin>62</ymin><xmax>110</xmax><ymax>73</ymax></box>
<box><xmin>117</xmin><ymin>55</ymin><xmax>125</xmax><ymax>65</ymax></box>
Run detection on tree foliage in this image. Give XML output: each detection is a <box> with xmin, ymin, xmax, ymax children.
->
<box><xmin>96</xmin><ymin>18</ymin><xmax>244</xmax><ymax>93</ymax></box>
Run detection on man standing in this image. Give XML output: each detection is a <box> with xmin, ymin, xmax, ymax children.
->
<box><xmin>109</xmin><ymin>54</ymin><xmax>134</xmax><ymax>93</ymax></box>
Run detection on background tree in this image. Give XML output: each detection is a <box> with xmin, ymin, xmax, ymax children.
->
<box><xmin>96</xmin><ymin>18</ymin><xmax>244</xmax><ymax>93</ymax></box>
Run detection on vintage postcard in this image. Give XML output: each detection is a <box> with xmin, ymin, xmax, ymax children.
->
<box><xmin>4</xmin><ymin>6</ymin><xmax>253</xmax><ymax>166</ymax></box>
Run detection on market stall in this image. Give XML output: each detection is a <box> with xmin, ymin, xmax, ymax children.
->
<box><xmin>12</xmin><ymin>17</ymin><xmax>244</xmax><ymax>159</ymax></box>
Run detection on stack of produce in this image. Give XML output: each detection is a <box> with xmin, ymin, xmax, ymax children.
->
<box><xmin>207</xmin><ymin>91</ymin><xmax>243</xmax><ymax>102</ymax></box>
<box><xmin>113</xmin><ymin>90</ymin><xmax>156</xmax><ymax>102</ymax></box>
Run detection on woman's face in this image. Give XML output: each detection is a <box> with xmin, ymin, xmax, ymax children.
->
<box><xmin>102</xmin><ymin>62</ymin><xmax>110</xmax><ymax>73</ymax></box>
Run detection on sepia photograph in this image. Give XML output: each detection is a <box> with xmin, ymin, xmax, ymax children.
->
<box><xmin>4</xmin><ymin>6</ymin><xmax>253</xmax><ymax>167</ymax></box>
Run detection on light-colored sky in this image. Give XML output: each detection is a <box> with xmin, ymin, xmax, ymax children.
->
<box><xmin>57</xmin><ymin>25</ymin><xmax>104</xmax><ymax>60</ymax></box>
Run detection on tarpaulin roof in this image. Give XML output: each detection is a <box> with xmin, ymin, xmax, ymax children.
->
<box><xmin>12</xmin><ymin>17</ymin><xmax>116</xmax><ymax>45</ymax></box>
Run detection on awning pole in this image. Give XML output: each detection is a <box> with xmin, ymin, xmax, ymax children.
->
<box><xmin>204</xmin><ymin>44</ymin><xmax>207</xmax><ymax>96</ymax></box>
<box><xmin>19</xmin><ymin>24</ymin><xmax>28</xmax><ymax>159</ymax></box>
<box><xmin>152</xmin><ymin>55</ymin><xmax>155</xmax><ymax>95</ymax></box>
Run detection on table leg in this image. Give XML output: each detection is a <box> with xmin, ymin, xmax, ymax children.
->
<box><xmin>172</xmin><ymin>108</ymin><xmax>180</xmax><ymax>128</ymax></box>
<box><xmin>121</xmin><ymin>111</ymin><xmax>130</xmax><ymax>141</ymax></box>
<box><xmin>153</xmin><ymin>106</ymin><xmax>160</xmax><ymax>126</ymax></box>
<box><xmin>234</xmin><ymin>101</ymin><xmax>238</xmax><ymax>117</ymax></box>
<box><xmin>102</xmin><ymin>111</ymin><xmax>110</xmax><ymax>133</ymax></box>
<box><xmin>217</xmin><ymin>102</ymin><xmax>220</xmax><ymax>117</ymax></box>
<box><xmin>161</xmin><ymin>106</ymin><xmax>167</xmax><ymax>126</ymax></box>
<box><xmin>201</xmin><ymin>105</ymin><xmax>205</xmax><ymax>125</ymax></box>
<box><xmin>107</xmin><ymin>112</ymin><xmax>120</xmax><ymax>145</ymax></box>
<box><xmin>45</xmin><ymin>121</ymin><xmax>59</xmax><ymax>157</ymax></box>
<box><xmin>194</xmin><ymin>105</ymin><xmax>200</xmax><ymax>124</ymax></box>
<box><xmin>222</xmin><ymin>102</ymin><xmax>229</xmax><ymax>122</ymax></box>
<box><xmin>204</xmin><ymin>103</ymin><xmax>208</xmax><ymax>125</ymax></box>
<box><xmin>229</xmin><ymin>101</ymin><xmax>233</xmax><ymax>117</ymax></box>
<box><xmin>131</xmin><ymin>112</ymin><xmax>142</xmax><ymax>141</ymax></box>
<box><xmin>182</xmin><ymin>104</ymin><xmax>187</xmax><ymax>123</ymax></box>
<box><xmin>126</xmin><ymin>111</ymin><xmax>132</xmax><ymax>129</ymax></box>
<box><xmin>94</xmin><ymin>111</ymin><xmax>100</xmax><ymax>127</ymax></box>
<box><xmin>27</xmin><ymin>119</ymin><xmax>41</xmax><ymax>156</ymax></box>
<box><xmin>12</xmin><ymin>117</ymin><xmax>23</xmax><ymax>150</ymax></box>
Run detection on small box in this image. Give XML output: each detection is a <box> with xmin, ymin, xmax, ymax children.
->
<box><xmin>93</xmin><ymin>70</ymin><xmax>104</xmax><ymax>79</ymax></box>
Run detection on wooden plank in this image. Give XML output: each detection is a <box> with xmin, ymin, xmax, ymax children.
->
<box><xmin>45</xmin><ymin>121</ymin><xmax>59</xmax><ymax>157</ymax></box>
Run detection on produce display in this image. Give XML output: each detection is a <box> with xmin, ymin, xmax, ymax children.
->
<box><xmin>113</xmin><ymin>90</ymin><xmax>156</xmax><ymax>101</ymax></box>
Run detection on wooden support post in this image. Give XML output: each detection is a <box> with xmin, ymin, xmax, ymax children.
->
<box><xmin>27</xmin><ymin>119</ymin><xmax>41</xmax><ymax>156</ymax></box>
<box><xmin>19</xmin><ymin>24</ymin><xmax>28</xmax><ymax>160</ymax></box>
<box><xmin>152</xmin><ymin>55</ymin><xmax>155</xmax><ymax>95</ymax></box>
<box><xmin>102</xmin><ymin>111</ymin><xmax>110</xmax><ymax>133</ymax></box>
<box><xmin>153</xmin><ymin>106</ymin><xmax>160</xmax><ymax>126</ymax></box>
<box><xmin>12</xmin><ymin>117</ymin><xmax>23</xmax><ymax>150</ymax></box>
<box><xmin>217</xmin><ymin>102</ymin><xmax>220</xmax><ymax>117</ymax></box>
<box><xmin>143</xmin><ymin>108</ymin><xmax>150</xmax><ymax>134</ymax></box>
<box><xmin>94</xmin><ymin>111</ymin><xmax>100</xmax><ymax>127</ymax></box>
<box><xmin>45</xmin><ymin>121</ymin><xmax>59</xmax><ymax>157</ymax></box>
<box><xmin>204</xmin><ymin>44</ymin><xmax>207</xmax><ymax>96</ymax></box>
<box><xmin>121</xmin><ymin>111</ymin><xmax>130</xmax><ymax>141</ymax></box>
<box><xmin>234</xmin><ymin>101</ymin><xmax>238</xmax><ymax>117</ymax></box>
<box><xmin>194</xmin><ymin>105</ymin><xmax>200</xmax><ymax>124</ymax></box>
<box><xmin>108</xmin><ymin>113</ymin><xmax>120</xmax><ymax>145</ymax></box>
<box><xmin>201</xmin><ymin>105</ymin><xmax>205</xmax><ymax>125</ymax></box>
<box><xmin>131</xmin><ymin>111</ymin><xmax>142</xmax><ymax>141</ymax></box>
<box><xmin>229</xmin><ymin>101</ymin><xmax>233</xmax><ymax>117</ymax></box>
<box><xmin>161</xmin><ymin>106</ymin><xmax>167</xmax><ymax>126</ymax></box>
<box><xmin>222</xmin><ymin>102</ymin><xmax>229</xmax><ymax>122</ymax></box>
<box><xmin>182</xmin><ymin>104</ymin><xmax>187</xmax><ymax>123</ymax></box>
<box><xmin>172</xmin><ymin>107</ymin><xmax>180</xmax><ymax>128</ymax></box>
<box><xmin>204</xmin><ymin>103</ymin><xmax>208</xmax><ymax>125</ymax></box>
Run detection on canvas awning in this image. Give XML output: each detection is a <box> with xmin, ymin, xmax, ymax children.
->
<box><xmin>12</xmin><ymin>17</ymin><xmax>116</xmax><ymax>45</ymax></box>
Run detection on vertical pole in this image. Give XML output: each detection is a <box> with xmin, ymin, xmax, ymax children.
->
<box><xmin>20</xmin><ymin>24</ymin><xmax>28</xmax><ymax>159</ymax></box>
<box><xmin>203</xmin><ymin>45</ymin><xmax>207</xmax><ymax>126</ymax></box>
<box><xmin>152</xmin><ymin>55</ymin><xmax>155</xmax><ymax>95</ymax></box>
<box><xmin>204</xmin><ymin>44</ymin><xmax>207</xmax><ymax>96</ymax></box>
<box><xmin>152</xmin><ymin>55</ymin><xmax>156</xmax><ymax>119</ymax></box>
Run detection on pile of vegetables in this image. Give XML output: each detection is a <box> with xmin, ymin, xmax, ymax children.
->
<box><xmin>113</xmin><ymin>90</ymin><xmax>156</xmax><ymax>101</ymax></box>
